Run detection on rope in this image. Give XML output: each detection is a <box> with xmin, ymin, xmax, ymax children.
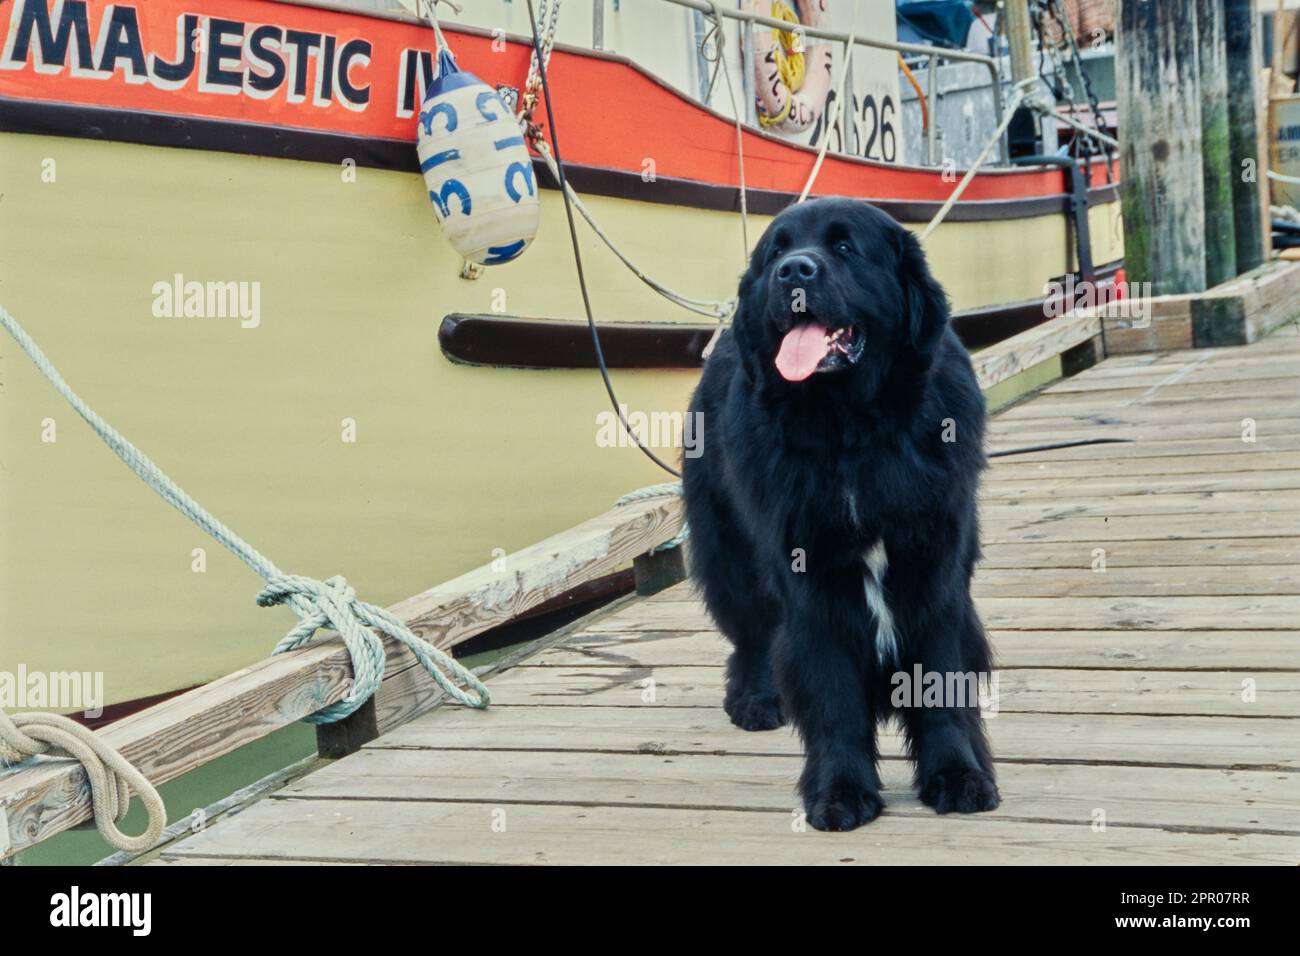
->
<box><xmin>1</xmin><ymin>710</ymin><xmax>166</xmax><ymax>854</ymax></box>
<box><xmin>522</xmin><ymin>0</ymin><xmax>683</xmax><ymax>478</ymax></box>
<box><xmin>796</xmin><ymin>1</ymin><xmax>860</xmax><ymax>204</ymax></box>
<box><xmin>918</xmin><ymin>77</ymin><xmax>1037</xmax><ymax>244</ymax></box>
<box><xmin>0</xmin><ymin>304</ymin><xmax>489</xmax><ymax>730</ymax></box>
<box><xmin>418</xmin><ymin>0</ymin><xmax>459</xmax><ymax>54</ymax></box>
<box><xmin>695</xmin><ymin>0</ymin><xmax>755</xmax><ymax>359</ymax></box>
<box><xmin>531</xmin><ymin>141</ymin><xmax>737</xmax><ymax>320</ymax></box>
<box><xmin>615</xmin><ymin>482</ymin><xmax>689</xmax><ymax>553</ymax></box>
<box><xmin>703</xmin><ymin>1</ymin><xmax>750</xmax><ymax>260</ymax></box>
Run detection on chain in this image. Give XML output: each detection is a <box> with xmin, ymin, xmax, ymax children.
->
<box><xmin>1031</xmin><ymin>0</ymin><xmax>1114</xmax><ymax>181</ymax></box>
<box><xmin>519</xmin><ymin>0</ymin><xmax>562</xmax><ymax>128</ymax></box>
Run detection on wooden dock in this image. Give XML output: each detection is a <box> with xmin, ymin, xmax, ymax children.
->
<box><xmin>143</xmin><ymin>325</ymin><xmax>1300</xmax><ymax>865</ymax></box>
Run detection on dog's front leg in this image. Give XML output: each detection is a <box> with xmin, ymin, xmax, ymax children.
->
<box><xmin>898</xmin><ymin>601</ymin><xmax>1000</xmax><ymax>814</ymax></box>
<box><xmin>772</xmin><ymin>571</ymin><xmax>884</xmax><ymax>831</ymax></box>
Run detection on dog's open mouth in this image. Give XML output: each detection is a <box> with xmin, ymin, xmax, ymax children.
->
<box><xmin>774</xmin><ymin>323</ymin><xmax>861</xmax><ymax>382</ymax></box>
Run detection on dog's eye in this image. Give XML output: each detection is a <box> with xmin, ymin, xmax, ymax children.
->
<box><xmin>835</xmin><ymin>240</ymin><xmax>854</xmax><ymax>255</ymax></box>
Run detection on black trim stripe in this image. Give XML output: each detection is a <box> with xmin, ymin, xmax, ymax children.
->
<box><xmin>437</xmin><ymin>265</ymin><xmax>1124</xmax><ymax>370</ymax></box>
<box><xmin>438</xmin><ymin>314</ymin><xmax>718</xmax><ymax>369</ymax></box>
<box><xmin>1</xmin><ymin>98</ymin><xmax>1118</xmax><ymax>223</ymax></box>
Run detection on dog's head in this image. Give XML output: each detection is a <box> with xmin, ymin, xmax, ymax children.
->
<box><xmin>732</xmin><ymin>198</ymin><xmax>950</xmax><ymax>396</ymax></box>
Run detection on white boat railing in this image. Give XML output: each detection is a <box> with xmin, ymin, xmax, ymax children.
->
<box><xmin>278</xmin><ymin>0</ymin><xmax>1012</xmax><ymax>167</ymax></box>
<box><xmin>661</xmin><ymin>0</ymin><xmax>1008</xmax><ymax>162</ymax></box>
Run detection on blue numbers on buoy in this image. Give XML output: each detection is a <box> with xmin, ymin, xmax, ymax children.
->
<box><xmin>429</xmin><ymin>181</ymin><xmax>471</xmax><ymax>218</ymax></box>
<box><xmin>504</xmin><ymin>162</ymin><xmax>535</xmax><ymax>204</ymax></box>
<box><xmin>415</xmin><ymin>47</ymin><xmax>539</xmax><ymax>265</ymax></box>
<box><xmin>419</xmin><ymin>101</ymin><xmax>457</xmax><ymax>136</ymax></box>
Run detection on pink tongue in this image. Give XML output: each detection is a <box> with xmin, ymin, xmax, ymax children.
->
<box><xmin>774</xmin><ymin>323</ymin><xmax>830</xmax><ymax>382</ymax></box>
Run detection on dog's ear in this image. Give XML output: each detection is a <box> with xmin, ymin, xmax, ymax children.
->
<box><xmin>727</xmin><ymin>270</ymin><xmax>763</xmax><ymax>383</ymax></box>
<box><xmin>896</xmin><ymin>227</ymin><xmax>949</xmax><ymax>362</ymax></box>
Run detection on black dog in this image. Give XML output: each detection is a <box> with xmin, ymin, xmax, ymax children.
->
<box><xmin>682</xmin><ymin>197</ymin><xmax>999</xmax><ymax>831</ymax></box>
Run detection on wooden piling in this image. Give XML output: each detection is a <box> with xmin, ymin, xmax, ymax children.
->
<box><xmin>1117</xmin><ymin>0</ymin><xmax>1208</xmax><ymax>294</ymax></box>
<box><xmin>1003</xmin><ymin>0</ymin><xmax>1036</xmax><ymax>86</ymax></box>
<box><xmin>1198</xmin><ymin>0</ymin><xmax>1239</xmax><ymax>286</ymax></box>
<box><xmin>1225</xmin><ymin>0</ymin><xmax>1269</xmax><ymax>274</ymax></box>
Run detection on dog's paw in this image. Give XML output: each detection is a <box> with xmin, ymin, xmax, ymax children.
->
<box><xmin>805</xmin><ymin>785</ymin><xmax>885</xmax><ymax>832</ymax></box>
<box><xmin>724</xmin><ymin>690</ymin><xmax>787</xmax><ymax>731</ymax></box>
<box><xmin>918</xmin><ymin>767</ymin><xmax>1000</xmax><ymax>814</ymax></box>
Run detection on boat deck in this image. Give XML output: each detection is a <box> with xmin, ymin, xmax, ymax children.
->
<box><xmin>153</xmin><ymin>328</ymin><xmax>1300</xmax><ymax>865</ymax></box>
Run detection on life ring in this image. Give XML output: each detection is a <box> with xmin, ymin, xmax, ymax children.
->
<box><xmin>751</xmin><ymin>0</ymin><xmax>833</xmax><ymax>134</ymax></box>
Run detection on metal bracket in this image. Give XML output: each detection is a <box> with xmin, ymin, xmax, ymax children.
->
<box><xmin>1012</xmin><ymin>154</ymin><xmax>1095</xmax><ymax>287</ymax></box>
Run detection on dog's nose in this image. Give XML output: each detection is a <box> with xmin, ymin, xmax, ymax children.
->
<box><xmin>776</xmin><ymin>254</ymin><xmax>818</xmax><ymax>284</ymax></box>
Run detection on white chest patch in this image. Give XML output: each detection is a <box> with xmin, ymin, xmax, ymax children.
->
<box><xmin>862</xmin><ymin>539</ymin><xmax>897</xmax><ymax>666</ymax></box>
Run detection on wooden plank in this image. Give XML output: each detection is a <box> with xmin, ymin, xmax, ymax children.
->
<box><xmin>579</xmin><ymin>587</ymin><xmax>1300</xmax><ymax>636</ymax></box>
<box><xmin>972</xmin><ymin>565</ymin><xmax>1300</xmax><ymax>597</ymax></box>
<box><xmin>969</xmin><ymin>594</ymin><xmax>1298</xmax><ymax>630</ymax></box>
<box><xmin>1057</xmin><ymin>356</ymin><xmax>1300</xmax><ymax>386</ymax></box>
<box><xmin>994</xmin><ymin>398</ymin><xmax>1300</xmax><ymax>426</ymax></box>
<box><xmin>980</xmin><ymin>538</ymin><xmax>1300</xmax><ymax>569</ymax></box>
<box><xmin>982</xmin><ymin>472</ymin><xmax>1300</xmax><ymax>498</ymax></box>
<box><xmin>587</xmin><ymin>591</ymin><xmax>1300</xmax><ymax>631</ymax></box>
<box><xmin>1053</xmin><ymin>371</ymin><xmax>1300</xmax><ymax>398</ymax></box>
<box><xmin>533</xmin><ymin>628</ymin><xmax>1300</xmax><ymax>672</ymax></box>
<box><xmin>979</xmin><ymin>491</ymin><xmax>1300</xmax><ymax>518</ymax></box>
<box><xmin>152</xmin><ymin>856</ymin><xmax>378</xmax><ymax>866</ymax></box>
<box><xmin>989</xmin><ymin>379</ymin><xmax>1300</xmax><ymax>409</ymax></box>
<box><xmin>1102</xmin><ymin>300</ymin><xmax>1194</xmax><ymax>353</ymax></box>
<box><xmin>980</xmin><ymin>510</ymin><xmax>1300</xmax><ymax>542</ymax></box>
<box><xmin>990</xmin><ymin>419</ymin><xmax>1300</xmax><ymax>447</ymax></box>
<box><xmin>987</xmin><ymin>436</ymin><xmax>1300</xmax><ymax>463</ymax></box>
<box><xmin>156</xmin><ymin>798</ymin><xmax>1300</xmax><ymax>865</ymax></box>
<box><xmin>971</xmin><ymin>312</ymin><xmax>1102</xmax><ymax>390</ymax></box>
<box><xmin>0</xmin><ymin>492</ymin><xmax>684</xmax><ymax>859</ymax></box>
<box><xmin>985</xmin><ymin>452</ymin><xmax>1300</xmax><ymax>480</ymax></box>
<box><xmin>479</xmin><ymin>665</ymin><xmax>1300</xmax><ymax>717</ymax></box>
<box><xmin>987</xmin><ymin>630</ymin><xmax>1300</xmax><ymax>670</ymax></box>
<box><xmin>267</xmin><ymin>748</ymin><xmax>1300</xmax><ymax>834</ymax></box>
<box><xmin>372</xmin><ymin>706</ymin><xmax>1300</xmax><ymax>770</ymax></box>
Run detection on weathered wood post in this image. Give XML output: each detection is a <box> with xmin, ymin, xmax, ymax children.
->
<box><xmin>1225</xmin><ymin>0</ymin><xmax>1269</xmax><ymax>273</ymax></box>
<box><xmin>1198</xmin><ymin>0</ymin><xmax>1239</xmax><ymax>286</ymax></box>
<box><xmin>1002</xmin><ymin>0</ymin><xmax>1046</xmax><ymax>156</ymax></box>
<box><xmin>1117</xmin><ymin>0</ymin><xmax>1208</xmax><ymax>294</ymax></box>
<box><xmin>1003</xmin><ymin>0</ymin><xmax>1036</xmax><ymax>85</ymax></box>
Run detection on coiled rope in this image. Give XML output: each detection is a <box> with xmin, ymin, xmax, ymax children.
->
<box><xmin>0</xmin><ymin>303</ymin><xmax>489</xmax><ymax>848</ymax></box>
<box><xmin>0</xmin><ymin>709</ymin><xmax>167</xmax><ymax>854</ymax></box>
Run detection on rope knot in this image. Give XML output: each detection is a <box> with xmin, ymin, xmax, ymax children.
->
<box><xmin>258</xmin><ymin>570</ymin><xmax>489</xmax><ymax>723</ymax></box>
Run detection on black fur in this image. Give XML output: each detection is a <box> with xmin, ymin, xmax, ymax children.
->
<box><xmin>682</xmin><ymin>198</ymin><xmax>999</xmax><ymax>831</ymax></box>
